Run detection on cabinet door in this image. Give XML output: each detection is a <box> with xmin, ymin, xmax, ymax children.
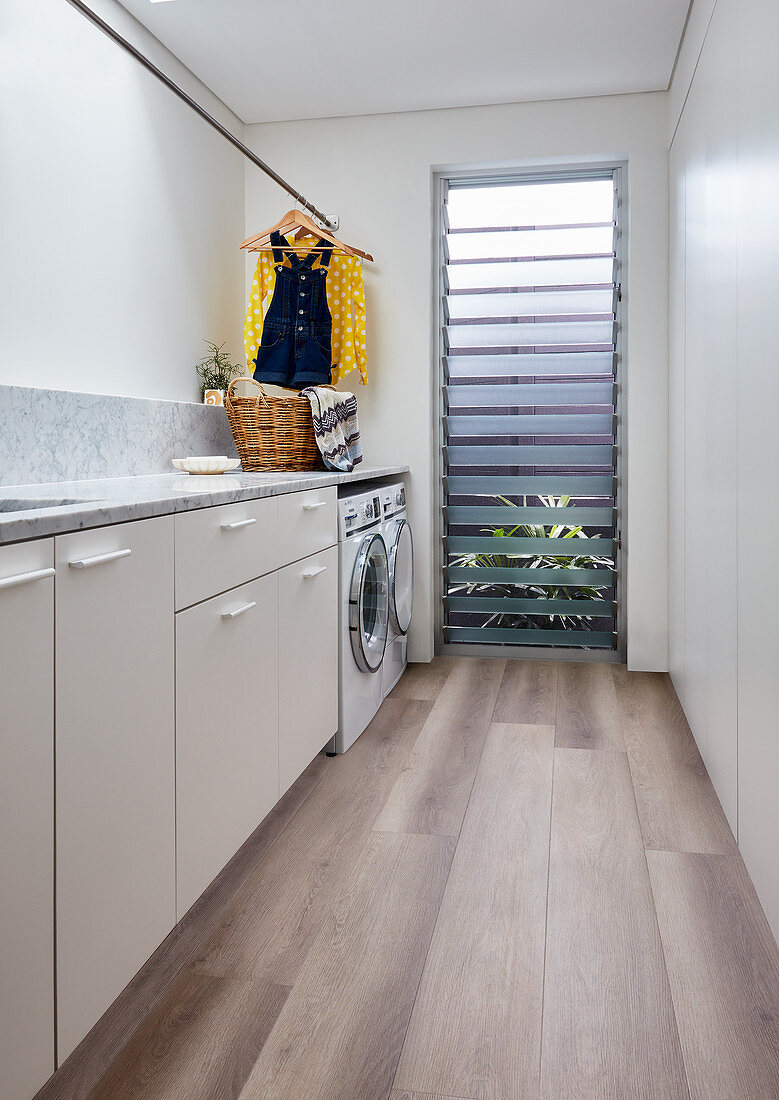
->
<box><xmin>55</xmin><ymin>518</ymin><xmax>175</xmax><ymax>1062</ymax></box>
<box><xmin>0</xmin><ymin>541</ymin><xmax>55</xmax><ymax>1099</ymax></box>
<box><xmin>278</xmin><ymin>545</ymin><xmax>338</xmax><ymax>794</ymax></box>
<box><xmin>176</xmin><ymin>573</ymin><xmax>279</xmax><ymax>919</ymax></box>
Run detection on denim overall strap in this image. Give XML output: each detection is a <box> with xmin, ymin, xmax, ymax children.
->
<box><xmin>269</xmin><ymin>230</ymin><xmax>289</xmax><ymax>266</ymax></box>
<box><xmin>305</xmin><ymin>238</ymin><xmax>334</xmax><ymax>272</ymax></box>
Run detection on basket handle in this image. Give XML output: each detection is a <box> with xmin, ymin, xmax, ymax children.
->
<box><xmin>227</xmin><ymin>376</ymin><xmax>270</xmax><ymax>407</ymax></box>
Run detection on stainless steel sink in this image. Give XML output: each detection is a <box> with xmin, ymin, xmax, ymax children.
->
<box><xmin>0</xmin><ymin>498</ymin><xmax>103</xmax><ymax>513</ymax></box>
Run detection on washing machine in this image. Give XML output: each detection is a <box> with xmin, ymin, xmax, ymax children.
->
<box><xmin>379</xmin><ymin>481</ymin><xmax>413</xmax><ymax>699</ymax></box>
<box><xmin>330</xmin><ymin>486</ymin><xmax>390</xmax><ymax>754</ymax></box>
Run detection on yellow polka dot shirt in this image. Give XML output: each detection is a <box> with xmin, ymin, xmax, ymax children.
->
<box><xmin>244</xmin><ymin>236</ymin><xmax>368</xmax><ymax>385</ymax></box>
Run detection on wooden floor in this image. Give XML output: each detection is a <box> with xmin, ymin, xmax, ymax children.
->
<box><xmin>41</xmin><ymin>659</ymin><xmax>779</xmax><ymax>1100</ymax></box>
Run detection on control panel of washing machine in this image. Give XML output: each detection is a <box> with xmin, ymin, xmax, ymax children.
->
<box><xmin>380</xmin><ymin>483</ymin><xmax>406</xmax><ymax>518</ymax></box>
<box><xmin>342</xmin><ymin>493</ymin><xmax>381</xmax><ymax>533</ymax></box>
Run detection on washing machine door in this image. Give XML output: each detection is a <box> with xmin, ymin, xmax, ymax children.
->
<box><xmin>387</xmin><ymin>518</ymin><xmax>413</xmax><ymax>636</ymax></box>
<box><xmin>349</xmin><ymin>532</ymin><xmax>389</xmax><ymax>673</ymax></box>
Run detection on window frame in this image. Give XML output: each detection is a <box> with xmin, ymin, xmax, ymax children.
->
<box><xmin>432</xmin><ymin>161</ymin><xmax>628</xmax><ymax>663</ymax></box>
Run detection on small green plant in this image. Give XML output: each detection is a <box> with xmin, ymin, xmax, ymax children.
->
<box><xmin>449</xmin><ymin>495</ymin><xmax>615</xmax><ymax>633</ymax></box>
<box><xmin>195</xmin><ymin>341</ymin><xmax>244</xmax><ymax>401</ymax></box>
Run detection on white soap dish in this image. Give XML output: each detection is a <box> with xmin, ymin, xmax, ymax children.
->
<box><xmin>172</xmin><ymin>456</ymin><xmax>241</xmax><ymax>475</ymax></box>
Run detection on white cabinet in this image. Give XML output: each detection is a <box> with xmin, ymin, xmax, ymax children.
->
<box><xmin>55</xmin><ymin>517</ymin><xmax>175</xmax><ymax>1061</ymax></box>
<box><xmin>175</xmin><ymin>573</ymin><xmax>279</xmax><ymax>919</ymax></box>
<box><xmin>0</xmin><ymin>540</ymin><xmax>55</xmax><ymax>1100</ymax></box>
<box><xmin>0</xmin><ymin>480</ymin><xmax>343</xmax><ymax>1087</ymax></box>
<box><xmin>278</xmin><ymin>545</ymin><xmax>339</xmax><ymax>794</ymax></box>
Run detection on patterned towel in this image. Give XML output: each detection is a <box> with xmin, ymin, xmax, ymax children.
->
<box><xmin>300</xmin><ymin>386</ymin><xmax>363</xmax><ymax>472</ymax></box>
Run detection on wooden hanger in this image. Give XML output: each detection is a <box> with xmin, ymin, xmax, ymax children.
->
<box><xmin>240</xmin><ymin>208</ymin><xmax>373</xmax><ymax>262</ymax></box>
<box><xmin>262</xmin><ymin>223</ymin><xmax>328</xmax><ymax>255</ymax></box>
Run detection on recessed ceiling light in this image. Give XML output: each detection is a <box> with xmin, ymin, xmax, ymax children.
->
<box><xmin>148</xmin><ymin>1</ymin><xmax>177</xmax><ymax>4</ymax></box>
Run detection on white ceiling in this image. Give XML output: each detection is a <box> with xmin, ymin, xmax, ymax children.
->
<box><xmin>118</xmin><ymin>0</ymin><xmax>690</xmax><ymax>125</ymax></box>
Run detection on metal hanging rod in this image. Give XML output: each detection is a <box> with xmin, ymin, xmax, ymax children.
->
<box><xmin>63</xmin><ymin>0</ymin><xmax>334</xmax><ymax>228</ymax></box>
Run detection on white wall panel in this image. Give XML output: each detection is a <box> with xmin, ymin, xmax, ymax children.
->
<box><xmin>667</xmin><ymin>137</ymin><xmax>686</xmax><ymax>701</ymax></box>
<box><xmin>734</xmin><ymin>0</ymin><xmax>779</xmax><ymax>944</ymax></box>
<box><xmin>700</xmin><ymin>1</ymin><xmax>739</xmax><ymax>831</ymax></box>
<box><xmin>670</xmin><ymin>0</ymin><xmax>779</xmax><ymax>936</ymax></box>
<box><xmin>681</xmin><ymin>98</ymin><xmax>709</xmax><ymax>765</ymax></box>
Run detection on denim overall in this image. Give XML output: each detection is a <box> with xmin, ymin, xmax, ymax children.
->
<box><xmin>252</xmin><ymin>231</ymin><xmax>334</xmax><ymax>389</ymax></box>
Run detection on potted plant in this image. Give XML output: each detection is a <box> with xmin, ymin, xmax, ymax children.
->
<box><xmin>195</xmin><ymin>341</ymin><xmax>244</xmax><ymax>403</ymax></box>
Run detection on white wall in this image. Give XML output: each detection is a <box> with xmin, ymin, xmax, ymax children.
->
<box><xmin>668</xmin><ymin>0</ymin><xmax>779</xmax><ymax>939</ymax></box>
<box><xmin>0</xmin><ymin>0</ymin><xmax>245</xmax><ymax>402</ymax></box>
<box><xmin>245</xmin><ymin>93</ymin><xmax>670</xmax><ymax>666</ymax></box>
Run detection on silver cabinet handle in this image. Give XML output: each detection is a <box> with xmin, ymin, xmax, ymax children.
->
<box><xmin>0</xmin><ymin>566</ymin><xmax>55</xmax><ymax>591</ymax></box>
<box><xmin>68</xmin><ymin>549</ymin><xmax>132</xmax><ymax>569</ymax></box>
<box><xmin>302</xmin><ymin>501</ymin><xmax>327</xmax><ymax>511</ymax></box>
<box><xmin>221</xmin><ymin>601</ymin><xmax>256</xmax><ymax>620</ymax></box>
<box><xmin>302</xmin><ymin>565</ymin><xmax>327</xmax><ymax>579</ymax></box>
<box><xmin>221</xmin><ymin>517</ymin><xmax>257</xmax><ymax>531</ymax></box>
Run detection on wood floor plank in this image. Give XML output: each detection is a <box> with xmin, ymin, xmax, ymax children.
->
<box><xmin>554</xmin><ymin>661</ymin><xmax>624</xmax><ymax>750</ymax></box>
<box><xmin>612</xmin><ymin>666</ymin><xmax>736</xmax><ymax>854</ymax></box>
<box><xmin>492</xmin><ymin>660</ymin><xmax>558</xmax><ymax>724</ymax></box>
<box><xmin>391</xmin><ymin>1092</ymin><xmax>476</xmax><ymax>1099</ymax></box>
<box><xmin>647</xmin><ymin>850</ymin><xmax>779</xmax><ymax>1099</ymax></box>
<box><xmin>394</xmin><ymin>723</ymin><xmax>554</xmax><ymax>1100</ymax></box>
<box><xmin>540</xmin><ymin>748</ymin><xmax>688</xmax><ymax>1099</ymax></box>
<box><xmin>86</xmin><ymin>973</ymin><xmax>288</xmax><ymax>1099</ymax></box>
<box><xmin>390</xmin><ymin>657</ymin><xmax>459</xmax><ymax>701</ymax></box>
<box><xmin>374</xmin><ymin>658</ymin><xmax>505</xmax><ymax>836</ymax></box>
<box><xmin>238</xmin><ymin>832</ymin><xmax>455</xmax><ymax>1100</ymax></box>
<box><xmin>191</xmin><ymin>697</ymin><xmax>433</xmax><ymax>986</ymax></box>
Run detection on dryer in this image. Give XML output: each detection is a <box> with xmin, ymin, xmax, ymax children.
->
<box><xmin>379</xmin><ymin>481</ymin><xmax>413</xmax><ymax>699</ymax></box>
<box><xmin>330</xmin><ymin>487</ymin><xmax>389</xmax><ymax>754</ymax></box>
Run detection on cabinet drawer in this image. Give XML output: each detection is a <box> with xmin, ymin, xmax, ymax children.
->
<box><xmin>175</xmin><ymin>497</ymin><xmax>279</xmax><ymax>610</ymax></box>
<box><xmin>278</xmin><ymin>545</ymin><xmax>338</xmax><ymax>794</ymax></box>
<box><xmin>277</xmin><ymin>487</ymin><xmax>337</xmax><ymax>568</ymax></box>
<box><xmin>176</xmin><ymin>574</ymin><xmax>278</xmax><ymax>919</ymax></box>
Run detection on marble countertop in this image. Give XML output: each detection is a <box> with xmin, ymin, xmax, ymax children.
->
<box><xmin>0</xmin><ymin>465</ymin><xmax>409</xmax><ymax>545</ymax></box>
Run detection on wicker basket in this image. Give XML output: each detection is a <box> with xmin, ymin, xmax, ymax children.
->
<box><xmin>225</xmin><ymin>378</ymin><xmax>323</xmax><ymax>472</ymax></box>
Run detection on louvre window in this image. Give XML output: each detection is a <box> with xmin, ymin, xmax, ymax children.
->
<box><xmin>440</xmin><ymin>172</ymin><xmax>622</xmax><ymax>651</ymax></box>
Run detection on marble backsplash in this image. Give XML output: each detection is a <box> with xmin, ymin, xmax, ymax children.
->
<box><xmin>0</xmin><ymin>384</ymin><xmax>238</xmax><ymax>486</ymax></box>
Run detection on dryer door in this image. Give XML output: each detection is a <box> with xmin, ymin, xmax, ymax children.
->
<box><xmin>349</xmin><ymin>533</ymin><xmax>389</xmax><ymax>673</ymax></box>
<box><xmin>388</xmin><ymin>518</ymin><xmax>413</xmax><ymax>636</ymax></box>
